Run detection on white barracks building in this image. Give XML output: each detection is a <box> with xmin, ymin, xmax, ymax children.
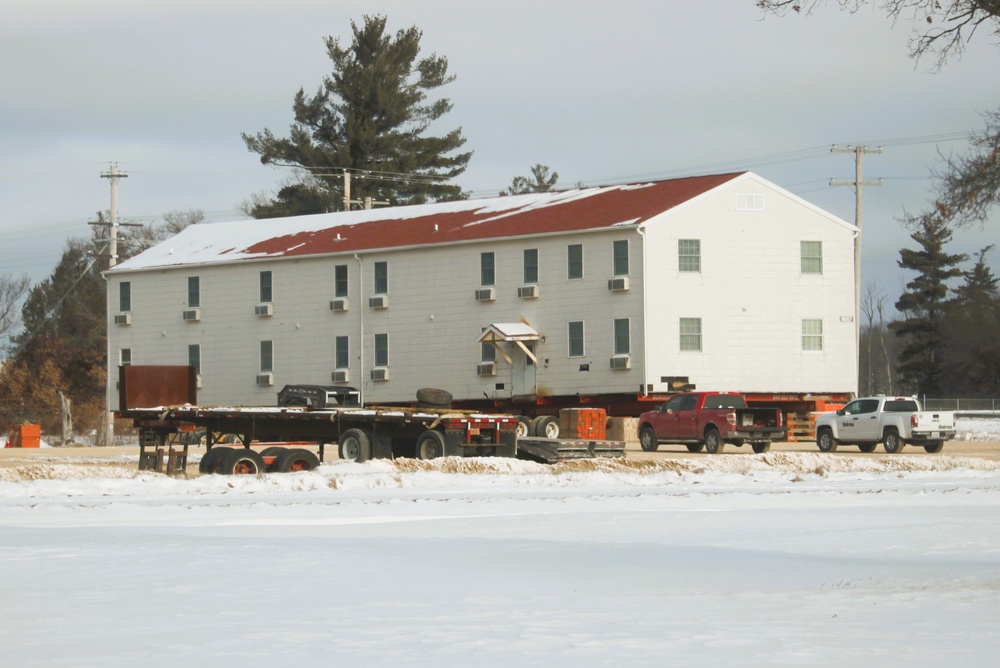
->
<box><xmin>106</xmin><ymin>172</ymin><xmax>858</xmax><ymax>413</ymax></box>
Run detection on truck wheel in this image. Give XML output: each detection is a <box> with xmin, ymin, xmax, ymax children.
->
<box><xmin>339</xmin><ymin>428</ymin><xmax>372</xmax><ymax>462</ymax></box>
<box><xmin>535</xmin><ymin>416</ymin><xmax>560</xmax><ymax>438</ymax></box>
<box><xmin>752</xmin><ymin>443</ymin><xmax>770</xmax><ymax>454</ymax></box>
<box><xmin>515</xmin><ymin>417</ymin><xmax>531</xmax><ymax>438</ymax></box>
<box><xmin>883</xmin><ymin>427</ymin><xmax>903</xmax><ymax>454</ymax></box>
<box><xmin>638</xmin><ymin>426</ymin><xmax>659</xmax><ymax>452</ymax></box>
<box><xmin>816</xmin><ymin>427</ymin><xmax>837</xmax><ymax>453</ymax></box>
<box><xmin>276</xmin><ymin>448</ymin><xmax>320</xmax><ymax>472</ymax></box>
<box><xmin>198</xmin><ymin>447</ymin><xmax>231</xmax><ymax>474</ymax></box>
<box><xmin>704</xmin><ymin>427</ymin><xmax>723</xmax><ymax>454</ymax></box>
<box><xmin>686</xmin><ymin>443</ymin><xmax>705</xmax><ymax>453</ymax></box>
<box><xmin>218</xmin><ymin>448</ymin><xmax>265</xmax><ymax>475</ymax></box>
<box><xmin>924</xmin><ymin>441</ymin><xmax>944</xmax><ymax>454</ymax></box>
<box><xmin>858</xmin><ymin>443</ymin><xmax>877</xmax><ymax>453</ymax></box>
<box><xmin>416</xmin><ymin>430</ymin><xmax>446</xmax><ymax>460</ymax></box>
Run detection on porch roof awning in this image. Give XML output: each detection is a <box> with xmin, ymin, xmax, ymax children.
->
<box><xmin>477</xmin><ymin>322</ymin><xmax>540</xmax><ymax>343</ymax></box>
<box><xmin>477</xmin><ymin>322</ymin><xmax>539</xmax><ymax>365</ymax></box>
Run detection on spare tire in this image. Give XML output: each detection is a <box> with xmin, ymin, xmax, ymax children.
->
<box><xmin>416</xmin><ymin>387</ymin><xmax>452</xmax><ymax>408</ymax></box>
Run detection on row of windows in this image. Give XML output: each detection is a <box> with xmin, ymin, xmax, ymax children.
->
<box><xmin>116</xmin><ymin>240</ymin><xmax>824</xmax><ymax>313</ymax></box>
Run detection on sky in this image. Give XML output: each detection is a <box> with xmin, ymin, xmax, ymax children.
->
<box><xmin>2</xmin><ymin>1</ymin><xmax>998</xmax><ymax>313</ymax></box>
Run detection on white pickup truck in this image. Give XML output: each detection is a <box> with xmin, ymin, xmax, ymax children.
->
<box><xmin>815</xmin><ymin>396</ymin><xmax>957</xmax><ymax>454</ymax></box>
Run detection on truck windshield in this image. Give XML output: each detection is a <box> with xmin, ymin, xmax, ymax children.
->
<box><xmin>703</xmin><ymin>395</ymin><xmax>747</xmax><ymax>409</ymax></box>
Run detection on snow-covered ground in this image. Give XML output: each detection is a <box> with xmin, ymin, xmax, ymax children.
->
<box><xmin>1</xmin><ymin>420</ymin><xmax>999</xmax><ymax>666</ymax></box>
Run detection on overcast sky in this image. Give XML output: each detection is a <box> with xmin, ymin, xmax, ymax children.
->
<box><xmin>2</xmin><ymin>0</ymin><xmax>997</xmax><ymax>309</ymax></box>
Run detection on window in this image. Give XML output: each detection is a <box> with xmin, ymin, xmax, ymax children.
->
<box><xmin>678</xmin><ymin>239</ymin><xmax>701</xmax><ymax>273</ymax></box>
<box><xmin>187</xmin><ymin>276</ymin><xmax>200</xmax><ymax>308</ymax></box>
<box><xmin>523</xmin><ymin>248</ymin><xmax>538</xmax><ymax>284</ymax></box>
<box><xmin>801</xmin><ymin>241</ymin><xmax>823</xmax><ymax>275</ymax></box>
<box><xmin>481</xmin><ymin>252</ymin><xmax>495</xmax><ymax>286</ymax></box>
<box><xmin>188</xmin><ymin>344</ymin><xmax>201</xmax><ymax>374</ymax></box>
<box><xmin>335</xmin><ymin>264</ymin><xmax>348</xmax><ymax>298</ymax></box>
<box><xmin>802</xmin><ymin>319</ymin><xmax>823</xmax><ymax>351</ymax></box>
<box><xmin>119</xmin><ymin>281</ymin><xmax>131</xmax><ymax>312</ymax></box>
<box><xmin>568</xmin><ymin>321</ymin><xmax>585</xmax><ymax>357</ymax></box>
<box><xmin>567</xmin><ymin>244</ymin><xmax>583</xmax><ymax>279</ymax></box>
<box><xmin>613</xmin><ymin>240</ymin><xmax>629</xmax><ymax>276</ymax></box>
<box><xmin>736</xmin><ymin>193</ymin><xmax>765</xmax><ymax>211</ymax></box>
<box><xmin>259</xmin><ymin>271</ymin><xmax>272</xmax><ymax>303</ymax></box>
<box><xmin>374</xmin><ymin>261</ymin><xmax>388</xmax><ymax>294</ymax></box>
<box><xmin>374</xmin><ymin>333</ymin><xmax>389</xmax><ymax>367</ymax></box>
<box><xmin>335</xmin><ymin>336</ymin><xmax>349</xmax><ymax>369</ymax></box>
<box><xmin>260</xmin><ymin>340</ymin><xmax>273</xmax><ymax>372</ymax></box>
<box><xmin>613</xmin><ymin>318</ymin><xmax>630</xmax><ymax>355</ymax></box>
<box><xmin>481</xmin><ymin>341</ymin><xmax>496</xmax><ymax>363</ymax></box>
<box><xmin>680</xmin><ymin>318</ymin><xmax>702</xmax><ymax>352</ymax></box>
<box><xmin>843</xmin><ymin>398</ymin><xmax>879</xmax><ymax>415</ymax></box>
<box><xmin>119</xmin><ymin>348</ymin><xmax>132</xmax><ymax>366</ymax></box>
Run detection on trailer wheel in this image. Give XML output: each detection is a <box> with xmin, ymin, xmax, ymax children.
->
<box><xmin>752</xmin><ymin>443</ymin><xmax>770</xmax><ymax>454</ymax></box>
<box><xmin>258</xmin><ymin>446</ymin><xmax>286</xmax><ymax>471</ymax></box>
<box><xmin>924</xmin><ymin>441</ymin><xmax>944</xmax><ymax>454</ymax></box>
<box><xmin>858</xmin><ymin>443</ymin><xmax>877</xmax><ymax>453</ymax></box>
<box><xmin>416</xmin><ymin>430</ymin><xmax>446</xmax><ymax>460</ymax></box>
<box><xmin>218</xmin><ymin>448</ymin><xmax>266</xmax><ymax>475</ymax></box>
<box><xmin>276</xmin><ymin>448</ymin><xmax>321</xmax><ymax>472</ymax></box>
<box><xmin>816</xmin><ymin>427</ymin><xmax>838</xmax><ymax>453</ymax></box>
<box><xmin>704</xmin><ymin>427</ymin><xmax>723</xmax><ymax>454</ymax></box>
<box><xmin>686</xmin><ymin>443</ymin><xmax>705</xmax><ymax>453</ymax></box>
<box><xmin>515</xmin><ymin>417</ymin><xmax>531</xmax><ymax>438</ymax></box>
<box><xmin>198</xmin><ymin>447</ymin><xmax>231</xmax><ymax>474</ymax></box>
<box><xmin>883</xmin><ymin>427</ymin><xmax>903</xmax><ymax>454</ymax></box>
<box><xmin>536</xmin><ymin>416</ymin><xmax>560</xmax><ymax>438</ymax></box>
<box><xmin>339</xmin><ymin>429</ymin><xmax>372</xmax><ymax>462</ymax></box>
<box><xmin>638</xmin><ymin>426</ymin><xmax>659</xmax><ymax>452</ymax></box>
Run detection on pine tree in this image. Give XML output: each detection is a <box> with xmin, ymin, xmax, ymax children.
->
<box><xmin>502</xmin><ymin>164</ymin><xmax>559</xmax><ymax>196</ymax></box>
<box><xmin>891</xmin><ymin>212</ymin><xmax>967</xmax><ymax>395</ymax></box>
<box><xmin>944</xmin><ymin>246</ymin><xmax>1000</xmax><ymax>394</ymax></box>
<box><xmin>242</xmin><ymin>15</ymin><xmax>471</xmax><ymax>216</ymax></box>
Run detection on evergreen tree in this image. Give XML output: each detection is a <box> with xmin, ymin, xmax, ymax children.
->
<box><xmin>242</xmin><ymin>15</ymin><xmax>471</xmax><ymax>215</ymax></box>
<box><xmin>944</xmin><ymin>246</ymin><xmax>1000</xmax><ymax>394</ymax></box>
<box><xmin>891</xmin><ymin>212</ymin><xmax>967</xmax><ymax>395</ymax></box>
<box><xmin>502</xmin><ymin>164</ymin><xmax>559</xmax><ymax>196</ymax></box>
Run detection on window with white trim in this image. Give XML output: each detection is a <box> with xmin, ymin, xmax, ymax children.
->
<box><xmin>120</xmin><ymin>348</ymin><xmax>132</xmax><ymax>366</ymax></box>
<box><xmin>374</xmin><ymin>333</ymin><xmax>389</xmax><ymax>367</ymax></box>
<box><xmin>802</xmin><ymin>319</ymin><xmax>823</xmax><ymax>351</ymax></box>
<box><xmin>260</xmin><ymin>340</ymin><xmax>273</xmax><ymax>372</ymax></box>
<box><xmin>523</xmin><ymin>248</ymin><xmax>538</xmax><ymax>284</ymax></box>
<box><xmin>568</xmin><ymin>321</ymin><xmax>585</xmax><ymax>357</ymax></box>
<box><xmin>613</xmin><ymin>240</ymin><xmax>629</xmax><ymax>276</ymax></box>
<box><xmin>567</xmin><ymin>244</ymin><xmax>583</xmax><ymax>279</ymax></box>
<box><xmin>801</xmin><ymin>241</ymin><xmax>823</xmax><ymax>275</ymax></box>
<box><xmin>119</xmin><ymin>282</ymin><xmax>131</xmax><ymax>312</ymax></box>
<box><xmin>335</xmin><ymin>336</ymin><xmax>349</xmax><ymax>369</ymax></box>
<box><xmin>481</xmin><ymin>252</ymin><xmax>495</xmax><ymax>286</ymax></box>
<box><xmin>735</xmin><ymin>193</ymin><xmax>764</xmax><ymax>211</ymax></box>
<box><xmin>678</xmin><ymin>239</ymin><xmax>701</xmax><ymax>273</ymax></box>
<box><xmin>374</xmin><ymin>262</ymin><xmax>388</xmax><ymax>294</ymax></box>
<box><xmin>680</xmin><ymin>318</ymin><xmax>702</xmax><ymax>352</ymax></box>
<box><xmin>335</xmin><ymin>265</ymin><xmax>348</xmax><ymax>298</ymax></box>
<box><xmin>188</xmin><ymin>344</ymin><xmax>201</xmax><ymax>374</ymax></box>
<box><xmin>613</xmin><ymin>318</ymin><xmax>630</xmax><ymax>355</ymax></box>
<box><xmin>259</xmin><ymin>271</ymin><xmax>272</xmax><ymax>303</ymax></box>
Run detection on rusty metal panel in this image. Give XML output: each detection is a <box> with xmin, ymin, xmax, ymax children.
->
<box><xmin>119</xmin><ymin>365</ymin><xmax>197</xmax><ymax>412</ymax></box>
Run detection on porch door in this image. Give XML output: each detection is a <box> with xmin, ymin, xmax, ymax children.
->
<box><xmin>511</xmin><ymin>342</ymin><xmax>537</xmax><ymax>396</ymax></box>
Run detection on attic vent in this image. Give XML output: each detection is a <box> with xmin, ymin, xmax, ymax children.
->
<box><xmin>608</xmin><ymin>277</ymin><xmax>630</xmax><ymax>292</ymax></box>
<box><xmin>736</xmin><ymin>193</ymin><xmax>765</xmax><ymax>211</ymax></box>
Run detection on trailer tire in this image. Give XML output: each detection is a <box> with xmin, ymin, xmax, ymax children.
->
<box><xmin>515</xmin><ymin>416</ymin><xmax>532</xmax><ymax>438</ymax></box>
<box><xmin>883</xmin><ymin>427</ymin><xmax>903</xmax><ymax>454</ymax></box>
<box><xmin>704</xmin><ymin>427</ymin><xmax>723</xmax><ymax>454</ymax></box>
<box><xmin>752</xmin><ymin>443</ymin><xmax>771</xmax><ymax>453</ymax></box>
<box><xmin>535</xmin><ymin>416</ymin><xmax>560</xmax><ymax>438</ymax></box>
<box><xmin>816</xmin><ymin>427</ymin><xmax>838</xmax><ymax>453</ymax></box>
<box><xmin>638</xmin><ymin>426</ymin><xmax>659</xmax><ymax>452</ymax></box>
<box><xmin>416</xmin><ymin>388</ymin><xmax>452</xmax><ymax>408</ymax></box>
<box><xmin>416</xmin><ymin>430</ymin><xmax>446</xmax><ymax>460</ymax></box>
<box><xmin>924</xmin><ymin>441</ymin><xmax>944</xmax><ymax>454</ymax></box>
<box><xmin>339</xmin><ymin>429</ymin><xmax>371</xmax><ymax>463</ymax></box>
<box><xmin>686</xmin><ymin>443</ymin><xmax>705</xmax><ymax>453</ymax></box>
<box><xmin>858</xmin><ymin>443</ymin><xmax>877</xmax><ymax>453</ymax></box>
<box><xmin>218</xmin><ymin>448</ymin><xmax>265</xmax><ymax>475</ymax></box>
<box><xmin>276</xmin><ymin>448</ymin><xmax>321</xmax><ymax>472</ymax></box>
<box><xmin>198</xmin><ymin>447</ymin><xmax>231</xmax><ymax>474</ymax></box>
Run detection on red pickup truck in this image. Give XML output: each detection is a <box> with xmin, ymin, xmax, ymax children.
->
<box><xmin>638</xmin><ymin>391</ymin><xmax>786</xmax><ymax>454</ymax></box>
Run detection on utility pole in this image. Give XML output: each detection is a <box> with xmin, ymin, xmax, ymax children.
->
<box><xmin>830</xmin><ymin>145</ymin><xmax>883</xmax><ymax>388</ymax></box>
<box><xmin>343</xmin><ymin>170</ymin><xmax>389</xmax><ymax>210</ymax></box>
<box><xmin>101</xmin><ymin>164</ymin><xmax>127</xmax><ymax>266</ymax></box>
